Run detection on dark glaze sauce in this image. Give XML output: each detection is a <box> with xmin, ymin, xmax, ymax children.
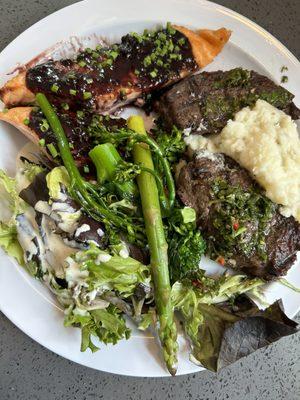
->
<box><xmin>26</xmin><ymin>26</ymin><xmax>197</xmax><ymax>112</ymax></box>
<box><xmin>29</xmin><ymin>107</ymin><xmax>125</xmax><ymax>174</ymax></box>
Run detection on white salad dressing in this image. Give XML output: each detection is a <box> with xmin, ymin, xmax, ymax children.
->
<box><xmin>16</xmin><ymin>212</ymin><xmax>39</xmax><ymax>261</ymax></box>
<box><xmin>40</xmin><ymin>214</ymin><xmax>76</xmax><ymax>278</ymax></box>
<box><xmin>119</xmin><ymin>242</ymin><xmax>129</xmax><ymax>259</ymax></box>
<box><xmin>97</xmin><ymin>228</ymin><xmax>105</xmax><ymax>237</ymax></box>
<box><xmin>35</xmin><ymin>200</ymin><xmax>52</xmax><ymax>215</ymax></box>
<box><xmin>95</xmin><ymin>253</ymin><xmax>112</xmax><ymax>265</ymax></box>
<box><xmin>75</xmin><ymin>224</ymin><xmax>91</xmax><ymax>237</ymax></box>
<box><xmin>64</xmin><ymin>256</ymin><xmax>89</xmax><ymax>287</ymax></box>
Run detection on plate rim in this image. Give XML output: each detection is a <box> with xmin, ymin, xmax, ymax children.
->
<box><xmin>0</xmin><ymin>0</ymin><xmax>299</xmax><ymax>377</ymax></box>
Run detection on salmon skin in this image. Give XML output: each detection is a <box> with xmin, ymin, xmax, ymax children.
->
<box><xmin>0</xmin><ymin>24</ymin><xmax>231</xmax><ymax>112</ymax></box>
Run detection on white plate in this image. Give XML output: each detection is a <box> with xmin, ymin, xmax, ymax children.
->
<box><xmin>0</xmin><ymin>0</ymin><xmax>299</xmax><ymax>378</ymax></box>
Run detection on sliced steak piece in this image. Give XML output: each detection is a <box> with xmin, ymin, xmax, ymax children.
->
<box><xmin>0</xmin><ymin>26</ymin><xmax>230</xmax><ymax>112</ymax></box>
<box><xmin>157</xmin><ymin>69</ymin><xmax>300</xmax><ymax>135</ymax></box>
<box><xmin>176</xmin><ymin>152</ymin><xmax>300</xmax><ymax>280</ymax></box>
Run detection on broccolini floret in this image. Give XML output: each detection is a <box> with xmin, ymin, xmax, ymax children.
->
<box><xmin>167</xmin><ymin>207</ymin><xmax>206</xmax><ymax>283</ymax></box>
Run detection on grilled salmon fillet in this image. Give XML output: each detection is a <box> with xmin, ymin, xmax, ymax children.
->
<box><xmin>0</xmin><ymin>107</ymin><xmax>125</xmax><ymax>170</ymax></box>
<box><xmin>0</xmin><ymin>25</ymin><xmax>231</xmax><ymax>112</ymax></box>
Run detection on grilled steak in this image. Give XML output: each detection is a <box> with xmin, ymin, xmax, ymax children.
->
<box><xmin>157</xmin><ymin>69</ymin><xmax>300</xmax><ymax>135</ymax></box>
<box><xmin>0</xmin><ymin>26</ymin><xmax>230</xmax><ymax>112</ymax></box>
<box><xmin>176</xmin><ymin>152</ymin><xmax>300</xmax><ymax>279</ymax></box>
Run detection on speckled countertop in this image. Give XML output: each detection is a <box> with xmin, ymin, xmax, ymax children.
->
<box><xmin>0</xmin><ymin>1</ymin><xmax>299</xmax><ymax>399</ymax></box>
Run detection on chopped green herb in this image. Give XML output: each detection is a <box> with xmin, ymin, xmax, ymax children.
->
<box><xmin>83</xmin><ymin>91</ymin><xmax>92</xmax><ymax>100</ymax></box>
<box><xmin>77</xmin><ymin>110</ymin><xmax>84</xmax><ymax>119</ymax></box>
<box><xmin>158</xmin><ymin>32</ymin><xmax>167</xmax><ymax>41</ymax></box>
<box><xmin>281</xmin><ymin>75</ymin><xmax>288</xmax><ymax>83</ymax></box>
<box><xmin>51</xmin><ymin>84</ymin><xmax>59</xmax><ymax>93</ymax></box>
<box><xmin>23</xmin><ymin>118</ymin><xmax>30</xmax><ymax>125</ymax></box>
<box><xmin>83</xmin><ymin>165</ymin><xmax>90</xmax><ymax>173</ymax></box>
<box><xmin>62</xmin><ymin>103</ymin><xmax>69</xmax><ymax>111</ymax></box>
<box><xmin>103</xmin><ymin>58</ymin><xmax>113</xmax><ymax>67</ymax></box>
<box><xmin>130</xmin><ymin>31</ymin><xmax>143</xmax><ymax>43</ymax></box>
<box><xmin>178</xmin><ymin>37</ymin><xmax>185</xmax><ymax>46</ymax></box>
<box><xmin>38</xmin><ymin>138</ymin><xmax>46</xmax><ymax>147</ymax></box>
<box><xmin>40</xmin><ymin>119</ymin><xmax>49</xmax><ymax>132</ymax></box>
<box><xmin>110</xmin><ymin>50</ymin><xmax>119</xmax><ymax>60</ymax></box>
<box><xmin>47</xmin><ymin>143</ymin><xmax>59</xmax><ymax>158</ymax></box>
<box><xmin>86</xmin><ymin>78</ymin><xmax>94</xmax><ymax>84</ymax></box>
<box><xmin>134</xmin><ymin>69</ymin><xmax>140</xmax><ymax>76</ymax></box>
<box><xmin>3</xmin><ymin>108</ymin><xmax>9</xmax><ymax>113</ymax></box>
<box><xmin>69</xmin><ymin>142</ymin><xmax>74</xmax><ymax>149</ymax></box>
<box><xmin>78</xmin><ymin>60</ymin><xmax>86</xmax><ymax>67</ymax></box>
<box><xmin>150</xmin><ymin>69</ymin><xmax>158</xmax><ymax>78</ymax></box>
<box><xmin>168</xmin><ymin>41</ymin><xmax>174</xmax><ymax>52</ymax></box>
<box><xmin>281</xmin><ymin>66</ymin><xmax>288</xmax><ymax>73</ymax></box>
<box><xmin>69</xmin><ymin>89</ymin><xmax>77</xmax><ymax>96</ymax></box>
<box><xmin>143</xmin><ymin>55</ymin><xmax>152</xmax><ymax>67</ymax></box>
<box><xmin>166</xmin><ymin>22</ymin><xmax>176</xmax><ymax>35</ymax></box>
<box><xmin>206</xmin><ymin>179</ymin><xmax>275</xmax><ymax>262</ymax></box>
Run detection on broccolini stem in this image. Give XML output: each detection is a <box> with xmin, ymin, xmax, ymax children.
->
<box><xmin>36</xmin><ymin>93</ymin><xmax>144</xmax><ymax>243</ymax></box>
<box><xmin>128</xmin><ymin>115</ymin><xmax>178</xmax><ymax>376</ymax></box>
<box><xmin>89</xmin><ymin>143</ymin><xmax>137</xmax><ymax>200</ymax></box>
<box><xmin>91</xmin><ymin>129</ymin><xmax>176</xmax><ymax>210</ymax></box>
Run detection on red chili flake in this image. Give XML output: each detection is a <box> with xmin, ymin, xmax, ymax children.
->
<box><xmin>233</xmin><ymin>222</ymin><xmax>239</xmax><ymax>231</ymax></box>
<box><xmin>217</xmin><ymin>256</ymin><xmax>225</xmax><ymax>266</ymax></box>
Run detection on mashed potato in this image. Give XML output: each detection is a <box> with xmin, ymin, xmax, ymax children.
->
<box><xmin>185</xmin><ymin>100</ymin><xmax>300</xmax><ymax>222</ymax></box>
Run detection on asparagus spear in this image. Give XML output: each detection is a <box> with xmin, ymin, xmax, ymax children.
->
<box><xmin>128</xmin><ymin>115</ymin><xmax>178</xmax><ymax>375</ymax></box>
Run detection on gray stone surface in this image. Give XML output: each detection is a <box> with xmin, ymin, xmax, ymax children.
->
<box><xmin>0</xmin><ymin>1</ymin><xmax>299</xmax><ymax>399</ymax></box>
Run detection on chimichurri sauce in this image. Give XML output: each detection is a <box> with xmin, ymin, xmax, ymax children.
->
<box><xmin>207</xmin><ymin>179</ymin><xmax>276</xmax><ymax>263</ymax></box>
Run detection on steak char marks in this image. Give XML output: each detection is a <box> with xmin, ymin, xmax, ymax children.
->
<box><xmin>157</xmin><ymin>69</ymin><xmax>300</xmax><ymax>135</ymax></box>
<box><xmin>176</xmin><ymin>152</ymin><xmax>300</xmax><ymax>280</ymax></box>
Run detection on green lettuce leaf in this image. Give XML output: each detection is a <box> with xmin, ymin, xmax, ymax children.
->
<box><xmin>46</xmin><ymin>166</ymin><xmax>70</xmax><ymax>199</ymax></box>
<box><xmin>0</xmin><ymin>223</ymin><xmax>24</xmax><ymax>265</ymax></box>
<box><xmin>171</xmin><ymin>270</ymin><xmax>264</xmax><ymax>310</ymax></box>
<box><xmin>137</xmin><ymin>308</ymin><xmax>156</xmax><ymax>331</ymax></box>
<box><xmin>21</xmin><ymin>160</ymin><xmax>45</xmax><ymax>183</ymax></box>
<box><xmin>190</xmin><ymin>298</ymin><xmax>298</xmax><ymax>371</ymax></box>
<box><xmin>73</xmin><ymin>245</ymin><xmax>151</xmax><ymax>298</ymax></box>
<box><xmin>0</xmin><ymin>170</ymin><xmax>26</xmax><ymax>265</ymax></box>
<box><xmin>172</xmin><ymin>272</ymin><xmax>297</xmax><ymax>371</ymax></box>
<box><xmin>64</xmin><ymin>304</ymin><xmax>131</xmax><ymax>352</ymax></box>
